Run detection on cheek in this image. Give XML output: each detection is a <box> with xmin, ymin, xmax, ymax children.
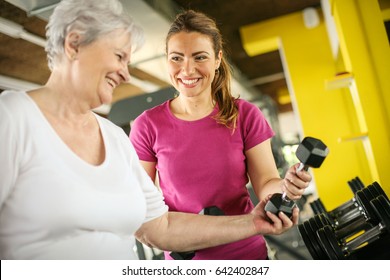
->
<box><xmin>167</xmin><ymin>63</ymin><xmax>179</xmax><ymax>75</ymax></box>
<box><xmin>200</xmin><ymin>65</ymin><xmax>215</xmax><ymax>78</ymax></box>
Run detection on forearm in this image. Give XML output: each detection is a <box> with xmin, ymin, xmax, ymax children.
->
<box><xmin>255</xmin><ymin>178</ymin><xmax>284</xmax><ymax>201</ymax></box>
<box><xmin>135</xmin><ymin>212</ymin><xmax>256</xmax><ymax>252</ymax></box>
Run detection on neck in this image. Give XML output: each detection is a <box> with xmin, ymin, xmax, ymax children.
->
<box><xmin>171</xmin><ymin>95</ymin><xmax>215</xmax><ymax>120</ymax></box>
<box><xmin>28</xmin><ymin>78</ymin><xmax>92</xmax><ymax>127</ymax></box>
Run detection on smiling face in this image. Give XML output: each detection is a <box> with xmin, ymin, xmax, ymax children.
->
<box><xmin>167</xmin><ymin>31</ymin><xmax>221</xmax><ymax>99</ymax></box>
<box><xmin>70</xmin><ymin>29</ymin><xmax>132</xmax><ymax>107</ymax></box>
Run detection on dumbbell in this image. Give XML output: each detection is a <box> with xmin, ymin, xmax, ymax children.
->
<box><xmin>347</xmin><ymin>176</ymin><xmax>365</xmax><ymax>194</ymax></box>
<box><xmin>317</xmin><ymin>194</ymin><xmax>390</xmax><ymax>259</ymax></box>
<box><xmin>309</xmin><ymin>177</ymin><xmax>367</xmax><ymax>231</ymax></box>
<box><xmin>301</xmin><ymin>183</ymin><xmax>390</xmax><ymax>259</ymax></box>
<box><xmin>265</xmin><ymin>136</ymin><xmax>329</xmax><ymax>218</ymax></box>
<box><xmin>322</xmin><ymin>179</ymin><xmax>387</xmax><ymax>230</ymax></box>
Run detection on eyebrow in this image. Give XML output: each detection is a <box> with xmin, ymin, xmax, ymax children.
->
<box><xmin>168</xmin><ymin>51</ymin><xmax>210</xmax><ymax>56</ymax></box>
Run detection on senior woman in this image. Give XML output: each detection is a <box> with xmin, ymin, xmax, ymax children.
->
<box><xmin>0</xmin><ymin>0</ymin><xmax>297</xmax><ymax>260</ymax></box>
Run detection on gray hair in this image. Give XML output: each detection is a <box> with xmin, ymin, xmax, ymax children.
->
<box><xmin>45</xmin><ymin>0</ymin><xmax>144</xmax><ymax>70</ymax></box>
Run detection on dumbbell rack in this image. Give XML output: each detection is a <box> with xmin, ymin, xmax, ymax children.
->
<box><xmin>298</xmin><ymin>178</ymin><xmax>390</xmax><ymax>259</ymax></box>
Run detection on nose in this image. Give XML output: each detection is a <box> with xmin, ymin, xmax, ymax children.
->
<box><xmin>182</xmin><ymin>59</ymin><xmax>195</xmax><ymax>75</ymax></box>
<box><xmin>119</xmin><ymin>64</ymin><xmax>131</xmax><ymax>83</ymax></box>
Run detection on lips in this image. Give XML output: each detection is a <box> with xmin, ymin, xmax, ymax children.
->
<box><xmin>180</xmin><ymin>78</ymin><xmax>199</xmax><ymax>85</ymax></box>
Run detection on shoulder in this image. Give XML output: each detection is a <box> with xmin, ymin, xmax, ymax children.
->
<box><xmin>236</xmin><ymin>98</ymin><xmax>262</xmax><ymax>116</ymax></box>
<box><xmin>0</xmin><ymin>90</ymin><xmax>28</xmax><ymax>109</ymax></box>
<box><xmin>141</xmin><ymin>100</ymin><xmax>169</xmax><ymax>117</ymax></box>
<box><xmin>0</xmin><ymin>90</ymin><xmax>31</xmax><ymax>123</ymax></box>
<box><xmin>235</xmin><ymin>98</ymin><xmax>259</xmax><ymax>110</ymax></box>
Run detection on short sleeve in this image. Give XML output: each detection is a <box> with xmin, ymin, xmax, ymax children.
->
<box><xmin>129</xmin><ymin>112</ymin><xmax>157</xmax><ymax>162</ymax></box>
<box><xmin>239</xmin><ymin>100</ymin><xmax>275</xmax><ymax>151</ymax></box>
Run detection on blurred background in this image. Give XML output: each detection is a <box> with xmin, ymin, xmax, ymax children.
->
<box><xmin>1</xmin><ymin>0</ymin><xmax>389</xmax><ymax>259</ymax></box>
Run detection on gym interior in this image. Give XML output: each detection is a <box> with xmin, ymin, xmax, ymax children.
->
<box><xmin>0</xmin><ymin>0</ymin><xmax>389</xmax><ymax>260</ymax></box>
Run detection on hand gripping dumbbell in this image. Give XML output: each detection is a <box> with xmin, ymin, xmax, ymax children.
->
<box><xmin>265</xmin><ymin>136</ymin><xmax>329</xmax><ymax>218</ymax></box>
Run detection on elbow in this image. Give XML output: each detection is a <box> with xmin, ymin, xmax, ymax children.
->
<box><xmin>135</xmin><ymin>226</ymin><xmax>163</xmax><ymax>250</ymax></box>
<box><xmin>134</xmin><ymin>214</ymin><xmax>170</xmax><ymax>251</ymax></box>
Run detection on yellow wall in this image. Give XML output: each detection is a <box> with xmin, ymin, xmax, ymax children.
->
<box><xmin>240</xmin><ymin>3</ymin><xmax>389</xmax><ymax>210</ymax></box>
<box><xmin>330</xmin><ymin>0</ymin><xmax>390</xmax><ymax>191</ymax></box>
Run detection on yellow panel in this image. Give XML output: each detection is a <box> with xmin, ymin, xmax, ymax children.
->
<box><xmin>331</xmin><ymin>0</ymin><xmax>390</xmax><ymax>196</ymax></box>
<box><xmin>382</xmin><ymin>8</ymin><xmax>390</xmax><ymax>20</ymax></box>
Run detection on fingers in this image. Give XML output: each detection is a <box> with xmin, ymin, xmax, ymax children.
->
<box><xmin>265</xmin><ymin>210</ymin><xmax>296</xmax><ymax>234</ymax></box>
<box><xmin>282</xmin><ymin>178</ymin><xmax>306</xmax><ymax>200</ymax></box>
<box><xmin>283</xmin><ymin>164</ymin><xmax>312</xmax><ymax>200</ymax></box>
<box><xmin>254</xmin><ymin>196</ymin><xmax>300</xmax><ymax>235</ymax></box>
<box><xmin>290</xmin><ymin>206</ymin><xmax>300</xmax><ymax>225</ymax></box>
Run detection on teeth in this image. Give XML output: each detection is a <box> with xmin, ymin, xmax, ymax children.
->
<box><xmin>106</xmin><ymin>78</ymin><xmax>116</xmax><ymax>88</ymax></box>
<box><xmin>181</xmin><ymin>79</ymin><xmax>198</xmax><ymax>85</ymax></box>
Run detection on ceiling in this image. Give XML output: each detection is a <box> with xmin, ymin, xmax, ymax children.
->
<box><xmin>0</xmin><ymin>0</ymin><xmax>388</xmax><ymax>116</ymax></box>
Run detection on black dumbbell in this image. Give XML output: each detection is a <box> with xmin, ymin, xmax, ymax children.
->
<box><xmin>310</xmin><ymin>177</ymin><xmax>367</xmax><ymax>231</ymax></box>
<box><xmin>300</xmin><ymin>181</ymin><xmax>390</xmax><ymax>259</ymax></box>
<box><xmin>347</xmin><ymin>176</ymin><xmax>365</xmax><ymax>194</ymax></box>
<box><xmin>265</xmin><ymin>136</ymin><xmax>329</xmax><ymax>218</ymax></box>
<box><xmin>317</xmin><ymin>194</ymin><xmax>390</xmax><ymax>259</ymax></box>
<box><xmin>313</xmin><ymin>189</ymin><xmax>390</xmax><ymax>259</ymax></box>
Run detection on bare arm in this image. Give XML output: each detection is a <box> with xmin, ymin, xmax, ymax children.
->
<box><xmin>246</xmin><ymin>139</ymin><xmax>282</xmax><ymax>200</ymax></box>
<box><xmin>246</xmin><ymin>139</ymin><xmax>312</xmax><ymax>201</ymax></box>
<box><xmin>135</xmin><ymin>198</ymin><xmax>297</xmax><ymax>252</ymax></box>
<box><xmin>139</xmin><ymin>160</ymin><xmax>157</xmax><ymax>183</ymax></box>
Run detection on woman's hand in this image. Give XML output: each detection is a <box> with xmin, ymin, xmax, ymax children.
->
<box><xmin>282</xmin><ymin>163</ymin><xmax>312</xmax><ymax>201</ymax></box>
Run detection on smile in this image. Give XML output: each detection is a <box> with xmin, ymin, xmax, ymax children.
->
<box><xmin>106</xmin><ymin>78</ymin><xmax>117</xmax><ymax>89</ymax></box>
<box><xmin>181</xmin><ymin>78</ymin><xmax>199</xmax><ymax>85</ymax></box>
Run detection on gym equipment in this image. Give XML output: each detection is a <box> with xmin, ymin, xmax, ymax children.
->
<box><xmin>265</xmin><ymin>136</ymin><xmax>329</xmax><ymax>217</ymax></box>
<box><xmin>317</xmin><ymin>194</ymin><xmax>390</xmax><ymax>259</ymax></box>
<box><xmin>170</xmin><ymin>250</ymin><xmax>196</xmax><ymax>260</ymax></box>
<box><xmin>299</xmin><ymin>180</ymin><xmax>390</xmax><ymax>259</ymax></box>
<box><xmin>309</xmin><ymin>177</ymin><xmax>367</xmax><ymax>235</ymax></box>
<box><xmin>347</xmin><ymin>176</ymin><xmax>365</xmax><ymax>194</ymax></box>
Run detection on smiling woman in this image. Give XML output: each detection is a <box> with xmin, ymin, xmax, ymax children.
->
<box><xmin>0</xmin><ymin>0</ymin><xmax>154</xmax><ymax>259</ymax></box>
<box><xmin>130</xmin><ymin>9</ymin><xmax>312</xmax><ymax>260</ymax></box>
<box><xmin>166</xmin><ymin>31</ymin><xmax>221</xmax><ymax>112</ymax></box>
<box><xmin>69</xmin><ymin>29</ymin><xmax>133</xmax><ymax>105</ymax></box>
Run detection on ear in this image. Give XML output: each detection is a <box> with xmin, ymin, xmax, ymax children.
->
<box><xmin>215</xmin><ymin>50</ymin><xmax>222</xmax><ymax>69</ymax></box>
<box><xmin>64</xmin><ymin>31</ymin><xmax>81</xmax><ymax>60</ymax></box>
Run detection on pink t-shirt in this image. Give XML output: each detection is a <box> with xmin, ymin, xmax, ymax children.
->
<box><xmin>130</xmin><ymin>98</ymin><xmax>274</xmax><ymax>260</ymax></box>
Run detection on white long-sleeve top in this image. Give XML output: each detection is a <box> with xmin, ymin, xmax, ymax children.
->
<box><xmin>0</xmin><ymin>90</ymin><xmax>168</xmax><ymax>260</ymax></box>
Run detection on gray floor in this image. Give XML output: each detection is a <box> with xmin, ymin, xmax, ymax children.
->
<box><xmin>265</xmin><ymin>225</ymin><xmax>312</xmax><ymax>260</ymax></box>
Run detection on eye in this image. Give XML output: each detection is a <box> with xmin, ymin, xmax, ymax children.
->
<box><xmin>195</xmin><ymin>55</ymin><xmax>208</xmax><ymax>61</ymax></box>
<box><xmin>170</xmin><ymin>56</ymin><xmax>182</xmax><ymax>62</ymax></box>
<box><xmin>116</xmin><ymin>53</ymin><xmax>123</xmax><ymax>60</ymax></box>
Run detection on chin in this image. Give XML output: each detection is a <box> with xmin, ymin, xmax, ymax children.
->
<box><xmin>99</xmin><ymin>92</ymin><xmax>113</xmax><ymax>105</ymax></box>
